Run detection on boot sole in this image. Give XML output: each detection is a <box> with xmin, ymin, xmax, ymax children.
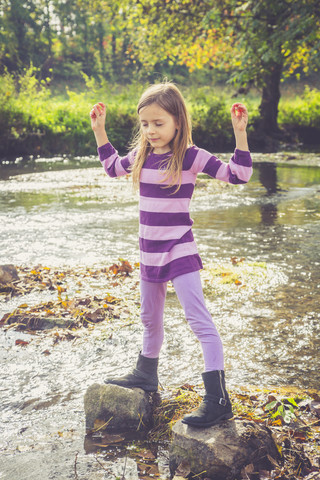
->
<box><xmin>181</xmin><ymin>412</ymin><xmax>234</xmax><ymax>428</ymax></box>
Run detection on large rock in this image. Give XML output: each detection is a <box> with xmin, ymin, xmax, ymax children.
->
<box><xmin>170</xmin><ymin>419</ymin><xmax>279</xmax><ymax>480</ymax></box>
<box><xmin>0</xmin><ymin>264</ymin><xmax>19</xmax><ymax>284</ymax></box>
<box><xmin>84</xmin><ymin>383</ymin><xmax>153</xmax><ymax>433</ymax></box>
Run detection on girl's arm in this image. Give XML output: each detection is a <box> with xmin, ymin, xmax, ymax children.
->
<box><xmin>90</xmin><ymin>102</ymin><xmax>134</xmax><ymax>177</ymax></box>
<box><xmin>190</xmin><ymin>103</ymin><xmax>252</xmax><ymax>184</ymax></box>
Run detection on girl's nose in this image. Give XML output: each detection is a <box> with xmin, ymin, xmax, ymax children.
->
<box><xmin>147</xmin><ymin>124</ymin><xmax>156</xmax><ymax>134</ymax></box>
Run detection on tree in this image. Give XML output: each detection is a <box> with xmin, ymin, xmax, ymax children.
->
<box><xmin>0</xmin><ymin>0</ymin><xmax>137</xmax><ymax>81</ymax></box>
<box><xmin>125</xmin><ymin>0</ymin><xmax>320</xmax><ymax>138</ymax></box>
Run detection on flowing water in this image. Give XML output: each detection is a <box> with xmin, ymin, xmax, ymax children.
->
<box><xmin>0</xmin><ymin>152</ymin><xmax>320</xmax><ymax>479</ymax></box>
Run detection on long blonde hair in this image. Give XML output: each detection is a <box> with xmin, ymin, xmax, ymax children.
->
<box><xmin>131</xmin><ymin>82</ymin><xmax>193</xmax><ymax>192</ymax></box>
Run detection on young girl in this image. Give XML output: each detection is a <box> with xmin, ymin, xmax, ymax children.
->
<box><xmin>90</xmin><ymin>82</ymin><xmax>252</xmax><ymax>428</ymax></box>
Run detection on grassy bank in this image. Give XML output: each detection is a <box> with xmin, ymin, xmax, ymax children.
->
<box><xmin>1</xmin><ymin>69</ymin><xmax>320</xmax><ymax>160</ymax></box>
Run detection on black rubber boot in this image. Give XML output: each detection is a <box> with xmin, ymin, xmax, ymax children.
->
<box><xmin>182</xmin><ymin>370</ymin><xmax>233</xmax><ymax>427</ymax></box>
<box><xmin>104</xmin><ymin>352</ymin><xmax>158</xmax><ymax>392</ymax></box>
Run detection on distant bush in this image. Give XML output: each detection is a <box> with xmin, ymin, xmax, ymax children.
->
<box><xmin>279</xmin><ymin>87</ymin><xmax>320</xmax><ymax>128</ymax></box>
<box><xmin>0</xmin><ymin>68</ymin><xmax>137</xmax><ymax>158</ymax></box>
<box><xmin>1</xmin><ymin>69</ymin><xmax>319</xmax><ymax>159</ymax></box>
<box><xmin>279</xmin><ymin>87</ymin><xmax>320</xmax><ymax>144</ymax></box>
<box><xmin>189</xmin><ymin>95</ymin><xmax>234</xmax><ymax>151</ymax></box>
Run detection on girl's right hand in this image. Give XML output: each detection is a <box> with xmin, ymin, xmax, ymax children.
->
<box><xmin>90</xmin><ymin>102</ymin><xmax>106</xmax><ymax>131</ymax></box>
<box><xmin>230</xmin><ymin>103</ymin><xmax>248</xmax><ymax>132</ymax></box>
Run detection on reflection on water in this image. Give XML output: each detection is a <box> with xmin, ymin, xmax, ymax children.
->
<box><xmin>0</xmin><ymin>153</ymin><xmax>320</xmax><ymax>479</ymax></box>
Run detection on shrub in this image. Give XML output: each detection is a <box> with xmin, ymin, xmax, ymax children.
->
<box><xmin>279</xmin><ymin>87</ymin><xmax>320</xmax><ymax>145</ymax></box>
<box><xmin>1</xmin><ymin>68</ymin><xmax>319</xmax><ymax>159</ymax></box>
<box><xmin>279</xmin><ymin>86</ymin><xmax>320</xmax><ymax>128</ymax></box>
<box><xmin>190</xmin><ymin>98</ymin><xmax>233</xmax><ymax>151</ymax></box>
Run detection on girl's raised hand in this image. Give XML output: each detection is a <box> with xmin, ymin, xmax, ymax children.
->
<box><xmin>231</xmin><ymin>103</ymin><xmax>248</xmax><ymax>132</ymax></box>
<box><xmin>90</xmin><ymin>102</ymin><xmax>106</xmax><ymax>131</ymax></box>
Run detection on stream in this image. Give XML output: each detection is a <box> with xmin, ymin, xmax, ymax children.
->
<box><xmin>0</xmin><ymin>151</ymin><xmax>320</xmax><ymax>479</ymax></box>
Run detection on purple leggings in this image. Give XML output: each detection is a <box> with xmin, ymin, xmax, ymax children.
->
<box><xmin>140</xmin><ymin>270</ymin><xmax>224</xmax><ymax>371</ymax></box>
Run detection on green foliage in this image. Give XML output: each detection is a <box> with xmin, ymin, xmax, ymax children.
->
<box><xmin>278</xmin><ymin>86</ymin><xmax>320</xmax><ymax>144</ymax></box>
<box><xmin>0</xmin><ymin>68</ymin><xmax>138</xmax><ymax>157</ymax></box>
<box><xmin>279</xmin><ymin>87</ymin><xmax>320</xmax><ymax>128</ymax></box>
<box><xmin>265</xmin><ymin>397</ymin><xmax>299</xmax><ymax>424</ymax></box>
<box><xmin>0</xmin><ymin>66</ymin><xmax>51</xmax><ymax>154</ymax></box>
<box><xmin>187</xmin><ymin>90</ymin><xmax>234</xmax><ymax>151</ymax></box>
<box><xmin>1</xmin><ymin>67</ymin><xmax>320</xmax><ymax>159</ymax></box>
<box><xmin>1</xmin><ymin>0</ymin><xmax>319</xmax><ymax>137</ymax></box>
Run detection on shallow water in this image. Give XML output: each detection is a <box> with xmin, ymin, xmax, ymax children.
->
<box><xmin>0</xmin><ymin>152</ymin><xmax>320</xmax><ymax>479</ymax></box>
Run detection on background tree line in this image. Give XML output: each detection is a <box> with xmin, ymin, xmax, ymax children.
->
<box><xmin>0</xmin><ymin>0</ymin><xmax>319</xmax><ymax>157</ymax></box>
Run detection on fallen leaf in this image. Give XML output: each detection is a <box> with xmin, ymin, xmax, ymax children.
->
<box><xmin>100</xmin><ymin>433</ymin><xmax>125</xmax><ymax>444</ymax></box>
<box><xmin>15</xmin><ymin>339</ymin><xmax>29</xmax><ymax>346</ymax></box>
<box><xmin>136</xmin><ymin>449</ymin><xmax>156</xmax><ymax>460</ymax></box>
<box><xmin>175</xmin><ymin>460</ymin><xmax>191</xmax><ymax>477</ymax></box>
<box><xmin>267</xmin><ymin>454</ymin><xmax>279</xmax><ymax>468</ymax></box>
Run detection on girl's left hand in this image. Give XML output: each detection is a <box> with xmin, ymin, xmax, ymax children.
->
<box><xmin>231</xmin><ymin>103</ymin><xmax>248</xmax><ymax>132</ymax></box>
<box><xmin>90</xmin><ymin>102</ymin><xmax>106</xmax><ymax>131</ymax></box>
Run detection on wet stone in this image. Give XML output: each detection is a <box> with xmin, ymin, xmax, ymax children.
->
<box><xmin>169</xmin><ymin>419</ymin><xmax>279</xmax><ymax>480</ymax></box>
<box><xmin>84</xmin><ymin>383</ymin><xmax>154</xmax><ymax>433</ymax></box>
<box><xmin>0</xmin><ymin>264</ymin><xmax>19</xmax><ymax>285</ymax></box>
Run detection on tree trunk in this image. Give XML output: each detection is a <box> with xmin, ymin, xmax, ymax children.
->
<box><xmin>44</xmin><ymin>0</ymin><xmax>52</xmax><ymax>57</ymax></box>
<box><xmin>258</xmin><ymin>61</ymin><xmax>283</xmax><ymax>134</ymax></box>
<box><xmin>97</xmin><ymin>20</ymin><xmax>106</xmax><ymax>76</ymax></box>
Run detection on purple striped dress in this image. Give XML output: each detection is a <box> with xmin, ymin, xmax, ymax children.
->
<box><xmin>98</xmin><ymin>142</ymin><xmax>252</xmax><ymax>283</ymax></box>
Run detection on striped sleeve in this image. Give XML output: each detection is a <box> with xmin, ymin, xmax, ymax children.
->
<box><xmin>191</xmin><ymin>147</ymin><xmax>253</xmax><ymax>185</ymax></box>
<box><xmin>97</xmin><ymin>142</ymin><xmax>135</xmax><ymax>178</ymax></box>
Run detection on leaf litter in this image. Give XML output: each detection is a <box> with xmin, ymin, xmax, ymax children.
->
<box><xmin>148</xmin><ymin>384</ymin><xmax>320</xmax><ymax>480</ymax></box>
<box><xmin>0</xmin><ymin>260</ymin><xmax>140</xmax><ymax>335</ymax></box>
<box><xmin>84</xmin><ymin>384</ymin><xmax>320</xmax><ymax>480</ymax></box>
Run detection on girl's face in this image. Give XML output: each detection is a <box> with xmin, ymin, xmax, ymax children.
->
<box><xmin>139</xmin><ymin>103</ymin><xmax>178</xmax><ymax>154</ymax></box>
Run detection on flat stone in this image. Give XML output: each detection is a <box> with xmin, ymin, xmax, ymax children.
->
<box><xmin>84</xmin><ymin>383</ymin><xmax>153</xmax><ymax>433</ymax></box>
<box><xmin>170</xmin><ymin>419</ymin><xmax>279</xmax><ymax>480</ymax></box>
<box><xmin>1</xmin><ymin>314</ymin><xmax>74</xmax><ymax>330</ymax></box>
<box><xmin>0</xmin><ymin>265</ymin><xmax>19</xmax><ymax>285</ymax></box>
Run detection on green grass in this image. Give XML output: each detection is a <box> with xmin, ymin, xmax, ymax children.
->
<box><xmin>0</xmin><ymin>67</ymin><xmax>319</xmax><ymax>159</ymax></box>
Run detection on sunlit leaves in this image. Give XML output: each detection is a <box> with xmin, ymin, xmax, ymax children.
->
<box><xmin>123</xmin><ymin>0</ymin><xmax>320</xmax><ymax>89</ymax></box>
<box><xmin>0</xmin><ymin>260</ymin><xmax>138</xmax><ymax>332</ymax></box>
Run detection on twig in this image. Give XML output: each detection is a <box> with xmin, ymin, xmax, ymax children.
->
<box><xmin>74</xmin><ymin>451</ymin><xmax>79</xmax><ymax>479</ymax></box>
<box><xmin>121</xmin><ymin>455</ymin><xmax>127</xmax><ymax>480</ymax></box>
<box><xmin>300</xmin><ymin>419</ymin><xmax>320</xmax><ymax>429</ymax></box>
<box><xmin>94</xmin><ymin>455</ymin><xmax>109</xmax><ymax>472</ymax></box>
<box><xmin>92</xmin><ymin>416</ymin><xmax>114</xmax><ymax>432</ymax></box>
<box><xmin>137</xmin><ymin>413</ymin><xmax>145</xmax><ymax>431</ymax></box>
<box><xmin>192</xmin><ymin>470</ymin><xmax>207</xmax><ymax>478</ymax></box>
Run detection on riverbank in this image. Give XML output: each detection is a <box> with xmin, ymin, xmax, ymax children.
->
<box><xmin>1</xmin><ymin>70</ymin><xmax>320</xmax><ymax>160</ymax></box>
